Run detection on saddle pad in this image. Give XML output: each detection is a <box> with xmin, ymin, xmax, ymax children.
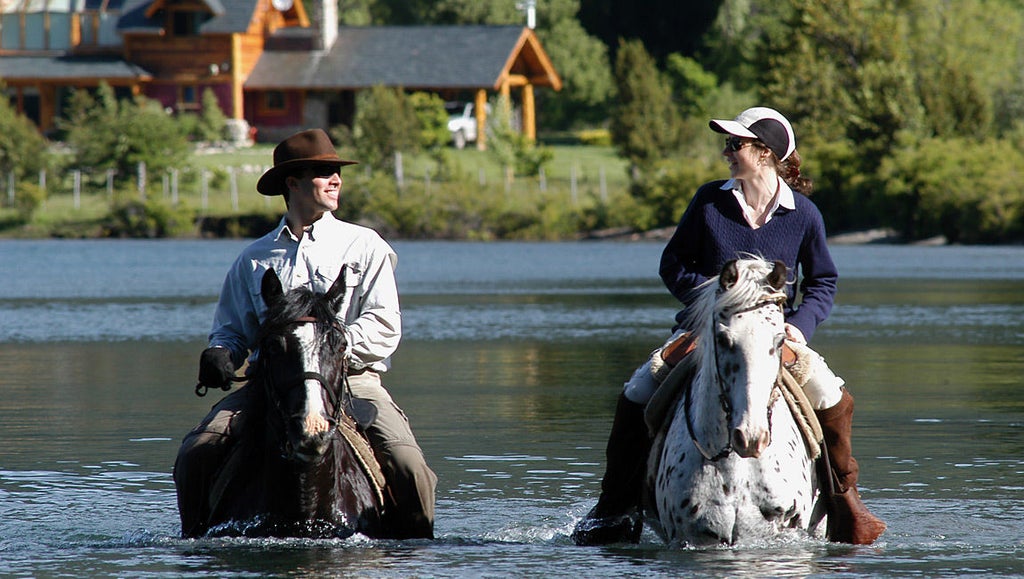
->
<box><xmin>644</xmin><ymin>351</ymin><xmax>823</xmax><ymax>460</ymax></box>
<box><xmin>338</xmin><ymin>416</ymin><xmax>388</xmax><ymax>506</ymax></box>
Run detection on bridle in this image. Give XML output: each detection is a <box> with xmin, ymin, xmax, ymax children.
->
<box><xmin>684</xmin><ymin>295</ymin><xmax>786</xmax><ymax>462</ymax></box>
<box><xmin>241</xmin><ymin>315</ymin><xmax>351</xmax><ymax>460</ymax></box>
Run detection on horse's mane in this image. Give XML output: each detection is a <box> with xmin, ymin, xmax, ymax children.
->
<box><xmin>258</xmin><ymin>287</ymin><xmax>345</xmax><ymax>352</ymax></box>
<box><xmin>679</xmin><ymin>255</ymin><xmax>788</xmax><ymax>371</ymax></box>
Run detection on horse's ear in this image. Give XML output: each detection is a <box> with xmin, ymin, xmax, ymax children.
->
<box><xmin>261</xmin><ymin>268</ymin><xmax>284</xmax><ymax>307</ymax></box>
<box><xmin>719</xmin><ymin>259</ymin><xmax>739</xmax><ymax>290</ymax></box>
<box><xmin>768</xmin><ymin>261</ymin><xmax>787</xmax><ymax>291</ymax></box>
<box><xmin>326</xmin><ymin>265</ymin><xmax>348</xmax><ymax>313</ymax></box>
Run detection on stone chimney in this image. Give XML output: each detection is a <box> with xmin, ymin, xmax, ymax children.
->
<box><xmin>311</xmin><ymin>0</ymin><xmax>337</xmax><ymax>50</ymax></box>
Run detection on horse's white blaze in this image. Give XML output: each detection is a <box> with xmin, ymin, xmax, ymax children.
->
<box><xmin>294</xmin><ymin>323</ymin><xmax>330</xmax><ymax>436</ymax></box>
<box><xmin>650</xmin><ymin>257</ymin><xmax>823</xmax><ymax>547</ymax></box>
<box><xmin>722</xmin><ymin>307</ymin><xmax>784</xmax><ymax>458</ymax></box>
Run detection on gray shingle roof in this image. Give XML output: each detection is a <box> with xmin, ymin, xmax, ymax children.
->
<box><xmin>0</xmin><ymin>55</ymin><xmax>152</xmax><ymax>81</ymax></box>
<box><xmin>245</xmin><ymin>25</ymin><xmax>528</xmax><ymax>90</ymax></box>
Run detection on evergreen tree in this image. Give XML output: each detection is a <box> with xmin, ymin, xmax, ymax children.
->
<box><xmin>610</xmin><ymin>39</ymin><xmax>684</xmax><ymax>176</ymax></box>
<box><xmin>197</xmin><ymin>88</ymin><xmax>228</xmax><ymax>143</ymax></box>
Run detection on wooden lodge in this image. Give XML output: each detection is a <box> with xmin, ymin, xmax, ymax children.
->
<box><xmin>0</xmin><ymin>0</ymin><xmax>562</xmax><ymax>147</ymax></box>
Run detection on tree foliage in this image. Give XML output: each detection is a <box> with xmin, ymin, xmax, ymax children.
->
<box><xmin>0</xmin><ymin>89</ymin><xmax>50</xmax><ymax>183</ymax></box>
<box><xmin>610</xmin><ymin>39</ymin><xmax>684</xmax><ymax>175</ymax></box>
<box><xmin>59</xmin><ymin>83</ymin><xmax>191</xmax><ymax>188</ymax></box>
<box><xmin>345</xmin><ymin>86</ymin><xmax>451</xmax><ymax>173</ymax></box>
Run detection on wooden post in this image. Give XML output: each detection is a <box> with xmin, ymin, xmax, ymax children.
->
<box><xmin>475</xmin><ymin>89</ymin><xmax>488</xmax><ymax>151</ymax></box>
<box><xmin>73</xmin><ymin>170</ymin><xmax>81</xmax><ymax>209</ymax></box>
<box><xmin>229</xmin><ymin>167</ymin><xmax>238</xmax><ymax>211</ymax></box>
<box><xmin>137</xmin><ymin>162</ymin><xmax>146</xmax><ymax>199</ymax></box>
<box><xmin>201</xmin><ymin>169</ymin><xmax>209</xmax><ymax>210</ymax></box>
<box><xmin>522</xmin><ymin>84</ymin><xmax>535</xmax><ymax>142</ymax></box>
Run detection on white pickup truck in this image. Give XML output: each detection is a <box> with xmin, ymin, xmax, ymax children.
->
<box><xmin>446</xmin><ymin>102</ymin><xmax>479</xmax><ymax>149</ymax></box>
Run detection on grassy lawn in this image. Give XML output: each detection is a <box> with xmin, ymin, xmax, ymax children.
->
<box><xmin>0</xmin><ymin>143</ymin><xmax>632</xmax><ymax>238</ymax></box>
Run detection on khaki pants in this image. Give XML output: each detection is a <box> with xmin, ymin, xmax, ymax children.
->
<box><xmin>175</xmin><ymin>371</ymin><xmax>436</xmax><ymax>539</ymax></box>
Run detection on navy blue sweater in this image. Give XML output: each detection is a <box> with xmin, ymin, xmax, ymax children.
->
<box><xmin>659</xmin><ymin>180</ymin><xmax>838</xmax><ymax>341</ymax></box>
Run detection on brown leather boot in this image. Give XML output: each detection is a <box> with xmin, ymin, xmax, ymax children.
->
<box><xmin>816</xmin><ymin>390</ymin><xmax>887</xmax><ymax>545</ymax></box>
<box><xmin>571</xmin><ymin>394</ymin><xmax>650</xmax><ymax>546</ymax></box>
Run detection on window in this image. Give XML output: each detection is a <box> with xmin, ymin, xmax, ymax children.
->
<box><xmin>264</xmin><ymin>91</ymin><xmax>286</xmax><ymax>111</ymax></box>
<box><xmin>171</xmin><ymin>10</ymin><xmax>210</xmax><ymax>37</ymax></box>
<box><xmin>179</xmin><ymin>85</ymin><xmax>199</xmax><ymax>111</ymax></box>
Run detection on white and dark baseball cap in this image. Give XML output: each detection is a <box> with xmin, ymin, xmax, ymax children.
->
<box><xmin>709</xmin><ymin>107</ymin><xmax>796</xmax><ymax>161</ymax></box>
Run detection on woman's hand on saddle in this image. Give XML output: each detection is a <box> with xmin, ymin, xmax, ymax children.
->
<box><xmin>784</xmin><ymin>323</ymin><xmax>806</xmax><ymax>344</ymax></box>
<box><xmin>199</xmin><ymin>346</ymin><xmax>236</xmax><ymax>388</ymax></box>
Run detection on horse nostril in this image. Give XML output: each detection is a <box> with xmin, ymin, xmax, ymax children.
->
<box><xmin>732</xmin><ymin>428</ymin><xmax>766</xmax><ymax>459</ymax></box>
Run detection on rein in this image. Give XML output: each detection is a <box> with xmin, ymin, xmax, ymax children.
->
<box><xmin>685</xmin><ymin>295</ymin><xmax>785</xmax><ymax>462</ymax></box>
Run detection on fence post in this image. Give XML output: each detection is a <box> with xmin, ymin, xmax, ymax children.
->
<box><xmin>600</xmin><ymin>166</ymin><xmax>607</xmax><ymax>202</ymax></box>
<box><xmin>201</xmin><ymin>169</ymin><xmax>209</xmax><ymax>211</ymax></box>
<box><xmin>570</xmin><ymin>164</ymin><xmax>578</xmax><ymax>206</ymax></box>
<box><xmin>539</xmin><ymin>167</ymin><xmax>546</xmax><ymax>192</ymax></box>
<box><xmin>39</xmin><ymin>169</ymin><xmax>46</xmax><ymax>196</ymax></box>
<box><xmin>106</xmin><ymin>169</ymin><xmax>114</xmax><ymax>199</ymax></box>
<box><xmin>229</xmin><ymin>167</ymin><xmax>238</xmax><ymax>212</ymax></box>
<box><xmin>137</xmin><ymin>161</ymin><xmax>147</xmax><ymax>200</ymax></box>
<box><xmin>394</xmin><ymin>151</ymin><xmax>404</xmax><ymax>191</ymax></box>
<box><xmin>171</xmin><ymin>168</ymin><xmax>179</xmax><ymax>206</ymax></box>
<box><xmin>73</xmin><ymin>170</ymin><xmax>81</xmax><ymax>209</ymax></box>
<box><xmin>7</xmin><ymin>171</ymin><xmax>14</xmax><ymax>204</ymax></box>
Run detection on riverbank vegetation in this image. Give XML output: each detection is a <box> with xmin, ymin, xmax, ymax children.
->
<box><xmin>3</xmin><ymin>0</ymin><xmax>1024</xmax><ymax>243</ymax></box>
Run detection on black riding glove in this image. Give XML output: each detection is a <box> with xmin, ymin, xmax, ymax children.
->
<box><xmin>198</xmin><ymin>346</ymin><xmax>235</xmax><ymax>388</ymax></box>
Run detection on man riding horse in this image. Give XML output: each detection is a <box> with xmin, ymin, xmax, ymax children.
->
<box><xmin>174</xmin><ymin>129</ymin><xmax>436</xmax><ymax>539</ymax></box>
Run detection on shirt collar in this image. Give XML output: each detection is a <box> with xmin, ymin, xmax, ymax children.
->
<box><xmin>273</xmin><ymin>211</ymin><xmax>337</xmax><ymax>243</ymax></box>
<box><xmin>721</xmin><ymin>177</ymin><xmax>795</xmax><ymax>226</ymax></box>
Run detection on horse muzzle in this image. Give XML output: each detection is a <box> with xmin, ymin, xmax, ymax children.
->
<box><xmin>731</xmin><ymin>427</ymin><xmax>770</xmax><ymax>458</ymax></box>
<box><xmin>284</xmin><ymin>414</ymin><xmax>335</xmax><ymax>462</ymax></box>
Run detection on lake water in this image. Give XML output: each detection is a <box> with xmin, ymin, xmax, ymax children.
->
<box><xmin>1</xmin><ymin>239</ymin><xmax>1023</xmax><ymax>577</ymax></box>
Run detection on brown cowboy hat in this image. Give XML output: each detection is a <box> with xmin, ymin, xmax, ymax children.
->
<box><xmin>256</xmin><ymin>128</ymin><xmax>357</xmax><ymax>195</ymax></box>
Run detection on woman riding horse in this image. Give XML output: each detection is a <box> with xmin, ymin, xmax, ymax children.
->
<box><xmin>573</xmin><ymin>107</ymin><xmax>885</xmax><ymax>546</ymax></box>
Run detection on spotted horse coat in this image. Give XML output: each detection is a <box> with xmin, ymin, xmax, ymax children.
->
<box><xmin>644</xmin><ymin>257</ymin><xmax>828</xmax><ymax>546</ymax></box>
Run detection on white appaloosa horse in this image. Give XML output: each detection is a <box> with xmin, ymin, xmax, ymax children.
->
<box><xmin>646</xmin><ymin>257</ymin><xmax>827</xmax><ymax>546</ymax></box>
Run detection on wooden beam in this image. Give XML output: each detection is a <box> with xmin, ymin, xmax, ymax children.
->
<box><xmin>474</xmin><ymin>88</ymin><xmax>487</xmax><ymax>151</ymax></box>
<box><xmin>231</xmin><ymin>34</ymin><xmax>244</xmax><ymax>119</ymax></box>
<box><xmin>522</xmin><ymin>83</ymin><xmax>535</xmax><ymax>142</ymax></box>
<box><xmin>39</xmin><ymin>85</ymin><xmax>55</xmax><ymax>133</ymax></box>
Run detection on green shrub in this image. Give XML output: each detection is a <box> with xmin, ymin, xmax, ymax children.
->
<box><xmin>576</xmin><ymin>129</ymin><xmax>612</xmax><ymax>146</ymax></box>
<box><xmin>12</xmin><ymin>181</ymin><xmax>46</xmax><ymax>223</ymax></box>
<box><xmin>104</xmin><ymin>199</ymin><xmax>195</xmax><ymax>238</ymax></box>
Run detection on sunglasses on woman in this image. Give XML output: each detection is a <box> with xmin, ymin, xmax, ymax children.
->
<box><xmin>724</xmin><ymin>136</ymin><xmax>754</xmax><ymax>152</ymax></box>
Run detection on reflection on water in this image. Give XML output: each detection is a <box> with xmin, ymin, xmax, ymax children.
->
<box><xmin>1</xmin><ymin>241</ymin><xmax>1024</xmax><ymax>576</ymax></box>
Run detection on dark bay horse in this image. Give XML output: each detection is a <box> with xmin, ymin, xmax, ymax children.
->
<box><xmin>174</xmin><ymin>268</ymin><xmax>387</xmax><ymax>539</ymax></box>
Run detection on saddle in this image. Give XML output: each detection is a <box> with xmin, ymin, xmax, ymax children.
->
<box><xmin>643</xmin><ymin>339</ymin><xmax>823</xmax><ymax>459</ymax></box>
<box><xmin>337</xmin><ymin>413</ymin><xmax>388</xmax><ymax>507</ymax></box>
